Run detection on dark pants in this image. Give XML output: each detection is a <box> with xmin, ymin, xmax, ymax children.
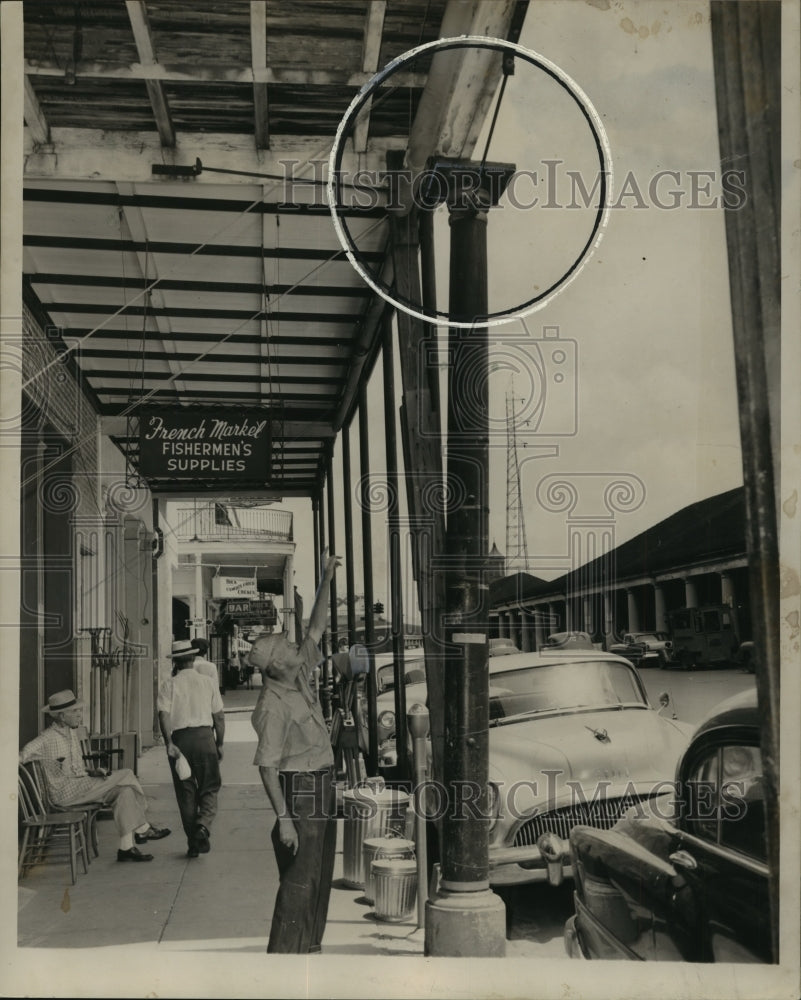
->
<box><xmin>169</xmin><ymin>727</ymin><xmax>221</xmax><ymax>846</ymax></box>
<box><xmin>267</xmin><ymin>767</ymin><xmax>336</xmax><ymax>954</ymax></box>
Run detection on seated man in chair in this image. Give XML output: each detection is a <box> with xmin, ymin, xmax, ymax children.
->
<box><xmin>19</xmin><ymin>690</ymin><xmax>170</xmax><ymax>863</ymax></box>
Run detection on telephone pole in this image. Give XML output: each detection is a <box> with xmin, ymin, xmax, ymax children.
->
<box><xmin>505</xmin><ymin>387</ymin><xmax>529</xmax><ymax>574</ymax></box>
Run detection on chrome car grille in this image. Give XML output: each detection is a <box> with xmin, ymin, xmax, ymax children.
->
<box><xmin>513</xmin><ymin>797</ymin><xmax>650</xmax><ymax>846</ymax></box>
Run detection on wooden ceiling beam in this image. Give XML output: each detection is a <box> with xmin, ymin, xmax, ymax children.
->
<box><xmin>23</xmin><ymin>127</ymin><xmax>401</xmax><ymax>182</ymax></box>
<box><xmin>404</xmin><ymin>0</ymin><xmax>518</xmax><ymax>184</ymax></box>
<box><xmin>84</xmin><ymin>370</ymin><xmax>342</xmax><ymax>387</ymax></box>
<box><xmin>24</xmin><ymin>58</ymin><xmax>427</xmax><ymax>89</ymax></box>
<box><xmin>353</xmin><ymin>1</ymin><xmax>387</xmax><ymax>155</ymax></box>
<box><xmin>125</xmin><ymin>1</ymin><xmax>176</xmax><ymax>148</ymax></box>
<box><xmin>23</xmin><ymin>76</ymin><xmax>49</xmax><ymax>146</ymax></box>
<box><xmin>250</xmin><ymin>2</ymin><xmax>269</xmax><ymax>150</ymax></box>
<box><xmin>69</xmin><ymin>349</ymin><xmax>347</xmax><ymax>366</ymax></box>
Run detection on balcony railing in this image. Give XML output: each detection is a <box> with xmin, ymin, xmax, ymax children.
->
<box><xmin>175</xmin><ymin>504</ymin><xmax>293</xmax><ymax>543</ymax></box>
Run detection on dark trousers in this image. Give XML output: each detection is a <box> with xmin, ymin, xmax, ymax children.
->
<box><xmin>169</xmin><ymin>727</ymin><xmax>221</xmax><ymax>845</ymax></box>
<box><xmin>267</xmin><ymin>767</ymin><xmax>337</xmax><ymax>954</ymax></box>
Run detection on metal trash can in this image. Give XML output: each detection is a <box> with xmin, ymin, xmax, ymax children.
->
<box><xmin>362</xmin><ymin>836</ymin><xmax>414</xmax><ymax>905</ymax></box>
<box><xmin>372</xmin><ymin>858</ymin><xmax>417</xmax><ymax>922</ymax></box>
<box><xmin>342</xmin><ymin>780</ymin><xmax>410</xmax><ymax>888</ymax></box>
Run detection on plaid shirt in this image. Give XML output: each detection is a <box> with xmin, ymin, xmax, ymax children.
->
<box><xmin>19</xmin><ymin>722</ymin><xmax>100</xmax><ymax>806</ymax></box>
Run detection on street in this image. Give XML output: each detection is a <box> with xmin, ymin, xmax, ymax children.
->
<box><xmin>501</xmin><ymin>665</ymin><xmax>757</xmax><ymax>955</ymax></box>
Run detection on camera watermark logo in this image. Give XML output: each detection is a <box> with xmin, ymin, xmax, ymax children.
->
<box><xmin>417</xmin><ymin>322</ymin><xmax>578</xmax><ymax>444</ymax></box>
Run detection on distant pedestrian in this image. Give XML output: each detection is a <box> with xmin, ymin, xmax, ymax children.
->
<box><xmin>190</xmin><ymin>636</ymin><xmax>221</xmax><ymax>691</ymax></box>
<box><xmin>158</xmin><ymin>639</ymin><xmax>225</xmax><ymax>858</ymax></box>
<box><xmin>248</xmin><ymin>551</ymin><xmax>341</xmax><ymax>954</ymax></box>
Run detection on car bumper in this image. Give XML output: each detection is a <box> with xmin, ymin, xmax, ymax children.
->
<box><xmin>564</xmin><ymin>915</ymin><xmax>587</xmax><ymax>959</ymax></box>
<box><xmin>489</xmin><ymin>833</ymin><xmax>571</xmax><ymax>886</ymax></box>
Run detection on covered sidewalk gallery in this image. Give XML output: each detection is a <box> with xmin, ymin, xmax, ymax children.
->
<box><xmin>5</xmin><ymin>0</ymin><xmax>537</xmax><ymax>959</ymax></box>
<box><xmin>2</xmin><ymin>0</ymin><xmax>788</xmax><ymax>969</ymax></box>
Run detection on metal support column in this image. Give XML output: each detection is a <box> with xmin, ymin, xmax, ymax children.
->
<box><xmin>342</xmin><ymin>424</ymin><xmax>357</xmax><ymax>646</ymax></box>
<box><xmin>383</xmin><ymin>315</ymin><xmax>409</xmax><ymax>779</ymax></box>
<box><xmin>426</xmin><ymin>197</ymin><xmax>505</xmax><ymax>958</ymax></box>
<box><xmin>312</xmin><ymin>497</ymin><xmax>321</xmax><ymax>592</ymax></box>
<box><xmin>317</xmin><ymin>487</ymin><xmax>331</xmax><ymax>720</ymax></box>
<box><xmin>151</xmin><ymin>498</ymin><xmax>161</xmax><ymax>743</ymax></box>
<box><xmin>358</xmin><ymin>382</ymin><xmax>379</xmax><ymax>776</ymax></box>
<box><xmin>326</xmin><ymin>446</ymin><xmax>339</xmax><ymax>655</ymax></box>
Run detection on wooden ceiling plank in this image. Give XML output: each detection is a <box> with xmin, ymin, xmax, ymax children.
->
<box><xmin>23</xmin><ymin>76</ymin><xmax>50</xmax><ymax>146</ymax></box>
<box><xmin>250</xmin><ymin>1</ymin><xmax>269</xmax><ymax>149</ymax></box>
<box><xmin>125</xmin><ymin>1</ymin><xmax>176</xmax><ymax>148</ymax></box>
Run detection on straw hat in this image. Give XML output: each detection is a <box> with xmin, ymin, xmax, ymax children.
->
<box><xmin>170</xmin><ymin>639</ymin><xmax>197</xmax><ymax>659</ymax></box>
<box><xmin>42</xmin><ymin>689</ymin><xmax>84</xmax><ymax>714</ymax></box>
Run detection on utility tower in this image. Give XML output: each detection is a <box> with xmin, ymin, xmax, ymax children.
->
<box><xmin>505</xmin><ymin>388</ymin><xmax>529</xmax><ymax>574</ymax></box>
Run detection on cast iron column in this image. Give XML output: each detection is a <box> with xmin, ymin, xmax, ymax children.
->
<box><xmin>425</xmin><ymin>199</ymin><xmax>505</xmax><ymax>957</ymax></box>
<box><xmin>382</xmin><ymin>314</ymin><xmax>409</xmax><ymax>779</ymax></box>
<box><xmin>359</xmin><ymin>382</ymin><xmax>379</xmax><ymax>775</ymax></box>
<box><xmin>342</xmin><ymin>424</ymin><xmax>357</xmax><ymax>646</ymax></box>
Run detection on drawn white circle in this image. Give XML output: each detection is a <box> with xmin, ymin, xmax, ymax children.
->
<box><xmin>327</xmin><ymin>35</ymin><xmax>614</xmax><ymax>329</ymax></box>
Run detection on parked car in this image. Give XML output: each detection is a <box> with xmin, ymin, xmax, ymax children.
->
<box><xmin>734</xmin><ymin>640</ymin><xmax>756</xmax><ymax>673</ymax></box>
<box><xmin>564</xmin><ymin>688</ymin><xmax>769</xmax><ymax>962</ymax></box>
<box><xmin>543</xmin><ymin>631</ymin><xmax>595</xmax><ymax>651</ymax></box>
<box><xmin>608</xmin><ymin>631</ymin><xmax>674</xmax><ymax>668</ymax></box>
<box><xmin>375</xmin><ymin>649</ymin><xmax>692</xmax><ymax>886</ymax></box>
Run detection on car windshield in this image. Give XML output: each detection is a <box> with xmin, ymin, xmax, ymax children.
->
<box><xmin>377</xmin><ymin>659</ymin><xmax>425</xmax><ymax>693</ymax></box>
<box><xmin>489</xmin><ymin>660</ymin><xmax>647</xmax><ymax>723</ymax></box>
<box><xmin>634</xmin><ymin>633</ymin><xmax>665</xmax><ymax>643</ymax></box>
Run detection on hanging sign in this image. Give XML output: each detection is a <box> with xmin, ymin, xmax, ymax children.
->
<box><xmin>212</xmin><ymin>576</ymin><xmax>259</xmax><ymax>599</ymax></box>
<box><xmin>138</xmin><ymin>408</ymin><xmax>270</xmax><ymax>480</ymax></box>
<box><xmin>222</xmin><ymin>598</ymin><xmax>278</xmax><ymax>626</ymax></box>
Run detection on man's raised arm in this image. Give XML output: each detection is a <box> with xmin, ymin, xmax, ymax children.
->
<box><xmin>305</xmin><ymin>551</ymin><xmax>341</xmax><ymax>646</ymax></box>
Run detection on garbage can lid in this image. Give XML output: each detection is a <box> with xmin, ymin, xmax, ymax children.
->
<box><xmin>363</xmin><ymin>836</ymin><xmax>414</xmax><ymax>851</ymax></box>
<box><xmin>372</xmin><ymin>858</ymin><xmax>417</xmax><ymax>874</ymax></box>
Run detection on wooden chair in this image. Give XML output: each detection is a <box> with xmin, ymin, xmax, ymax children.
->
<box><xmin>78</xmin><ymin>726</ymin><xmax>124</xmax><ymax>773</ymax></box>
<box><xmin>29</xmin><ymin>758</ymin><xmax>106</xmax><ymax>860</ymax></box>
<box><xmin>18</xmin><ymin>763</ymin><xmax>89</xmax><ymax>884</ymax></box>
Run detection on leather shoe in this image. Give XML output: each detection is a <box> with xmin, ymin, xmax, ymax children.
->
<box><xmin>135</xmin><ymin>826</ymin><xmax>171</xmax><ymax>844</ymax></box>
<box><xmin>194</xmin><ymin>824</ymin><xmax>210</xmax><ymax>854</ymax></box>
<box><xmin>186</xmin><ymin>845</ymin><xmax>199</xmax><ymax>859</ymax></box>
<box><xmin>117</xmin><ymin>846</ymin><xmax>153</xmax><ymax>862</ymax></box>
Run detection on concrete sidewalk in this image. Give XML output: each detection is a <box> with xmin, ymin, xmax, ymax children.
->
<box><xmin>17</xmin><ymin>686</ymin><xmax>424</xmax><ymax>956</ymax></box>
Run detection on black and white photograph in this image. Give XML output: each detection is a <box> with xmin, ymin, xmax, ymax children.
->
<box><xmin>1</xmin><ymin>1</ymin><xmax>799</xmax><ymax>997</ymax></box>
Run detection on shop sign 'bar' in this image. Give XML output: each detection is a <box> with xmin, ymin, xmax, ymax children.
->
<box><xmin>138</xmin><ymin>408</ymin><xmax>270</xmax><ymax>480</ymax></box>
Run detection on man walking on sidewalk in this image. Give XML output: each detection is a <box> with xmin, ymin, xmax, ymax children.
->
<box><xmin>248</xmin><ymin>551</ymin><xmax>341</xmax><ymax>954</ymax></box>
<box><xmin>158</xmin><ymin>640</ymin><xmax>225</xmax><ymax>858</ymax></box>
<box><xmin>191</xmin><ymin>636</ymin><xmax>221</xmax><ymax>691</ymax></box>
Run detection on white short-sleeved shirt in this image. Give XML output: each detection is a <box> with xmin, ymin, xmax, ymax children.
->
<box><xmin>158</xmin><ymin>668</ymin><xmax>223</xmax><ymax>730</ymax></box>
<box><xmin>193</xmin><ymin>657</ymin><xmax>219</xmax><ymax>682</ymax></box>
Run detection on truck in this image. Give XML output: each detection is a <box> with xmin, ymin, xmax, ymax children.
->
<box><xmin>665</xmin><ymin>603</ymin><xmax>741</xmax><ymax>669</ymax></box>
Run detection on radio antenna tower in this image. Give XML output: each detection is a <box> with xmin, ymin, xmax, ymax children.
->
<box><xmin>505</xmin><ymin>386</ymin><xmax>529</xmax><ymax>574</ymax></box>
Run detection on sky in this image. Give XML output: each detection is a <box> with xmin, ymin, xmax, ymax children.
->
<box><xmin>282</xmin><ymin>0</ymin><xmax>744</xmax><ymax>618</ymax></box>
